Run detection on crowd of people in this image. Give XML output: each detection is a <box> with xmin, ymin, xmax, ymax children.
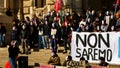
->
<box><xmin>9</xmin><ymin>8</ymin><xmax>120</xmax><ymax>54</ymax></box>
<box><xmin>2</xmin><ymin>7</ymin><xmax>120</xmax><ymax>67</ymax></box>
<box><xmin>47</xmin><ymin>53</ymin><xmax>109</xmax><ymax>68</ymax></box>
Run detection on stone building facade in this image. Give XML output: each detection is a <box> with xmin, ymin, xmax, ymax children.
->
<box><xmin>31</xmin><ymin>0</ymin><xmax>115</xmax><ymax>16</ymax></box>
<box><xmin>0</xmin><ymin>0</ymin><xmax>117</xmax><ymax>48</ymax></box>
<box><xmin>0</xmin><ymin>0</ymin><xmax>115</xmax><ymax>21</ymax></box>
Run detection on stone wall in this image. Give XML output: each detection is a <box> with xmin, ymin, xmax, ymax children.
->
<box><xmin>0</xmin><ymin>0</ymin><xmax>5</xmax><ymax>14</ymax></box>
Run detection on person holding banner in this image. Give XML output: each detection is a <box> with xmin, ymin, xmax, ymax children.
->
<box><xmin>62</xmin><ymin>55</ymin><xmax>73</xmax><ymax>66</ymax></box>
<box><xmin>80</xmin><ymin>57</ymin><xmax>91</xmax><ymax>68</ymax></box>
<box><xmin>99</xmin><ymin>57</ymin><xmax>109</xmax><ymax>68</ymax></box>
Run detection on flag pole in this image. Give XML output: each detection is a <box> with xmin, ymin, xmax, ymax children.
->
<box><xmin>115</xmin><ymin>3</ymin><xmax>117</xmax><ymax>13</ymax></box>
<box><xmin>115</xmin><ymin>0</ymin><xmax>120</xmax><ymax>13</ymax></box>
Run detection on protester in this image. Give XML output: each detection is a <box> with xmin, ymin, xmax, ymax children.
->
<box><xmin>100</xmin><ymin>20</ymin><xmax>108</xmax><ymax>32</ymax></box>
<box><xmin>107</xmin><ymin>14</ymin><xmax>116</xmax><ymax>31</ymax></box>
<box><xmin>79</xmin><ymin>17</ymin><xmax>86</xmax><ymax>26</ymax></box>
<box><xmin>24</xmin><ymin>16</ymin><xmax>33</xmax><ymax>51</ymax></box>
<box><xmin>43</xmin><ymin>20</ymin><xmax>50</xmax><ymax>49</ymax></box>
<box><xmin>76</xmin><ymin>24</ymin><xmax>85</xmax><ymax>32</ymax></box>
<box><xmin>104</xmin><ymin>11</ymin><xmax>110</xmax><ymax>25</ymax></box>
<box><xmin>3</xmin><ymin>7</ymin><xmax>120</xmax><ymax>68</ymax></box>
<box><xmin>8</xmin><ymin>41</ymin><xmax>20</xmax><ymax>68</ymax></box>
<box><xmin>11</xmin><ymin>20</ymin><xmax>21</xmax><ymax>45</ymax></box>
<box><xmin>99</xmin><ymin>57</ymin><xmax>109</xmax><ymax>67</ymax></box>
<box><xmin>60</xmin><ymin>23</ymin><xmax>68</xmax><ymax>53</ymax></box>
<box><xmin>72</xmin><ymin>11</ymin><xmax>80</xmax><ymax>30</ymax></box>
<box><xmin>80</xmin><ymin>57</ymin><xmax>91</xmax><ymax>68</ymax></box>
<box><xmin>115</xmin><ymin>12</ymin><xmax>120</xmax><ymax>31</ymax></box>
<box><xmin>50</xmin><ymin>22</ymin><xmax>57</xmax><ymax>53</ymax></box>
<box><xmin>30</xmin><ymin>13</ymin><xmax>39</xmax><ymax>49</ymax></box>
<box><xmin>48</xmin><ymin>52</ymin><xmax>61</xmax><ymax>66</ymax></box>
<box><xmin>62</xmin><ymin>55</ymin><xmax>73</xmax><ymax>66</ymax></box>
<box><xmin>20</xmin><ymin>24</ymin><xmax>29</xmax><ymax>54</ymax></box>
<box><xmin>38</xmin><ymin>22</ymin><xmax>44</xmax><ymax>49</ymax></box>
<box><xmin>0</xmin><ymin>23</ymin><xmax>6</xmax><ymax>47</ymax></box>
<box><xmin>10</xmin><ymin>25</ymin><xmax>19</xmax><ymax>47</ymax></box>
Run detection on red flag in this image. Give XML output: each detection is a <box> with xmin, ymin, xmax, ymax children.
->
<box><xmin>115</xmin><ymin>0</ymin><xmax>120</xmax><ymax>12</ymax></box>
<box><xmin>54</xmin><ymin>0</ymin><xmax>62</xmax><ymax>12</ymax></box>
<box><xmin>116</xmin><ymin>0</ymin><xmax>120</xmax><ymax>4</ymax></box>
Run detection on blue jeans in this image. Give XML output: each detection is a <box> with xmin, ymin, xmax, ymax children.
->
<box><xmin>38</xmin><ymin>35</ymin><xmax>45</xmax><ymax>48</ymax></box>
<box><xmin>44</xmin><ymin>35</ymin><xmax>49</xmax><ymax>48</ymax></box>
<box><xmin>0</xmin><ymin>34</ymin><xmax>5</xmax><ymax>46</ymax></box>
<box><xmin>51</xmin><ymin>39</ymin><xmax>57</xmax><ymax>53</ymax></box>
<box><xmin>9</xmin><ymin>57</ymin><xmax>16</xmax><ymax>68</ymax></box>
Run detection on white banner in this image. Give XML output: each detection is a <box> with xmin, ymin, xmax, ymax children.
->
<box><xmin>71</xmin><ymin>31</ymin><xmax>120</xmax><ymax>64</ymax></box>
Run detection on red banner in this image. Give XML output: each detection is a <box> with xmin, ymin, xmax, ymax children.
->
<box><xmin>54</xmin><ymin>0</ymin><xmax>62</xmax><ymax>12</ymax></box>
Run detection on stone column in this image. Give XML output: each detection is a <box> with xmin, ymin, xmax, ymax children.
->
<box><xmin>4</xmin><ymin>0</ymin><xmax>7</xmax><ymax>9</ymax></box>
<box><xmin>8</xmin><ymin>0</ymin><xmax>14</xmax><ymax>19</ymax></box>
<box><xmin>0</xmin><ymin>0</ymin><xmax>4</xmax><ymax>14</ymax></box>
<box><xmin>83</xmin><ymin>0</ymin><xmax>89</xmax><ymax>10</ymax></box>
<box><xmin>19</xmin><ymin>0</ymin><xmax>24</xmax><ymax>20</ymax></box>
<box><xmin>11</xmin><ymin>0</ymin><xmax>20</xmax><ymax>20</ymax></box>
<box><xmin>72</xmin><ymin>0</ymin><xmax>82</xmax><ymax>14</ymax></box>
<box><xmin>62</xmin><ymin>0</ymin><xmax>72</xmax><ymax>13</ymax></box>
<box><xmin>37</xmin><ymin>0</ymin><xmax>42</xmax><ymax>8</ymax></box>
<box><xmin>29</xmin><ymin>0</ymin><xmax>35</xmax><ymax>18</ymax></box>
<box><xmin>4</xmin><ymin>0</ymin><xmax>9</xmax><ymax>14</ymax></box>
<box><xmin>46</xmin><ymin>0</ymin><xmax>54</xmax><ymax>12</ymax></box>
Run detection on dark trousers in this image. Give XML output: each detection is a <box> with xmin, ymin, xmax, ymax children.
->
<box><xmin>51</xmin><ymin>39</ymin><xmax>57</xmax><ymax>53</ymax></box>
<box><xmin>63</xmin><ymin>39</ymin><xmax>67</xmax><ymax>51</ymax></box>
<box><xmin>0</xmin><ymin>34</ymin><xmax>5</xmax><ymax>47</ymax></box>
<box><xmin>9</xmin><ymin>57</ymin><xmax>17</xmax><ymax>68</ymax></box>
<box><xmin>21</xmin><ymin>39</ymin><xmax>28</xmax><ymax>53</ymax></box>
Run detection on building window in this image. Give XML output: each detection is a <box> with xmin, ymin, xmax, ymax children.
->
<box><xmin>41</xmin><ymin>0</ymin><xmax>46</xmax><ymax>7</ymax></box>
<box><xmin>34</xmin><ymin>0</ymin><xmax>46</xmax><ymax>8</ymax></box>
<box><xmin>35</xmin><ymin>0</ymin><xmax>38</xmax><ymax>7</ymax></box>
<box><xmin>41</xmin><ymin>0</ymin><xmax>44</xmax><ymax>7</ymax></box>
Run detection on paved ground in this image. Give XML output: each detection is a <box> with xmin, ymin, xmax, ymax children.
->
<box><xmin>1</xmin><ymin>45</ymin><xmax>120</xmax><ymax>68</ymax></box>
<box><xmin>0</xmin><ymin>45</ymin><xmax>69</xmax><ymax>68</ymax></box>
